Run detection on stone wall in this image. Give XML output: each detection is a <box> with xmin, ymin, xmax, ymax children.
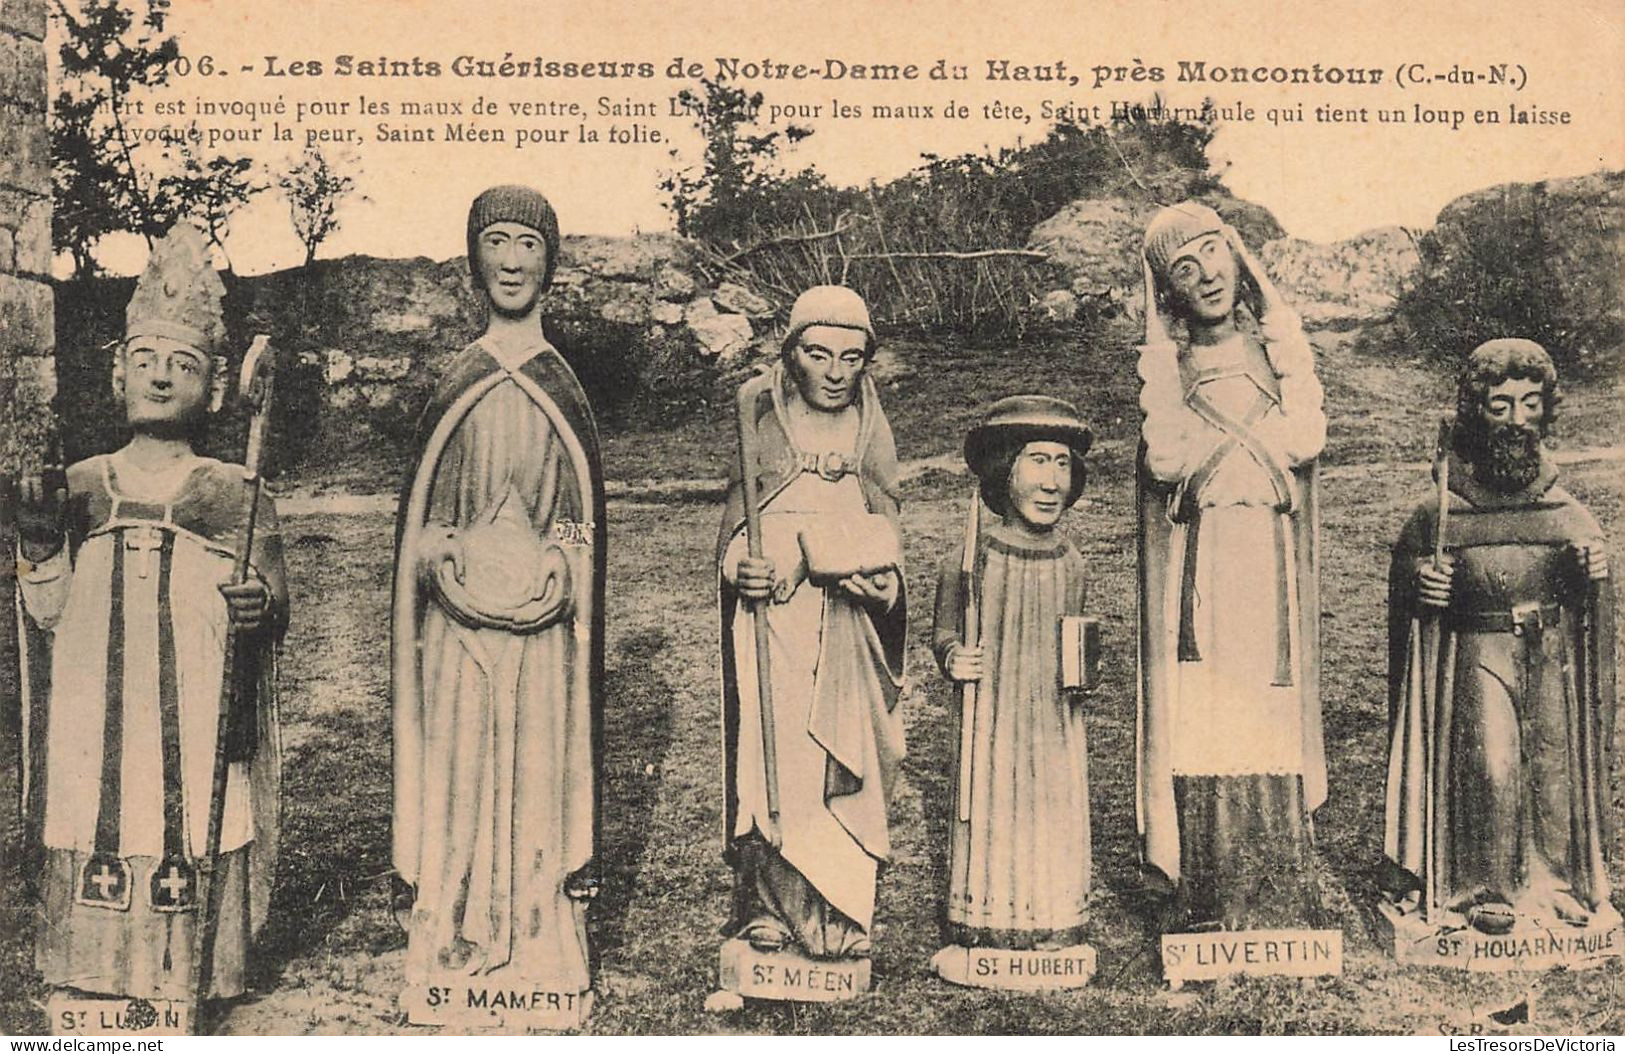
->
<box><xmin>288</xmin><ymin>234</ymin><xmax>773</xmax><ymax>415</ymax></box>
<box><xmin>51</xmin><ymin>239</ymin><xmax>780</xmax><ymax>469</ymax></box>
<box><xmin>0</xmin><ymin>0</ymin><xmax>52</xmax><ymax>472</ymax></box>
<box><xmin>252</xmin><ymin>234</ymin><xmax>773</xmax><ymax>415</ymax></box>
<box><xmin>0</xmin><ymin>0</ymin><xmax>52</xmax><ymax>875</ymax></box>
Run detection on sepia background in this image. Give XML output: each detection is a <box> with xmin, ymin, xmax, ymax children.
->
<box><xmin>1</xmin><ymin>0</ymin><xmax>1622</xmax><ymax>1036</ymax></box>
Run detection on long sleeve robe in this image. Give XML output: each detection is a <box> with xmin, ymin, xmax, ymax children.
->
<box><xmin>933</xmin><ymin>523</ymin><xmax>1091</xmax><ymax>947</ymax></box>
<box><xmin>19</xmin><ymin>452</ymin><xmax>284</xmax><ymax>1001</ymax></box>
<box><xmin>1135</xmin><ymin>314</ymin><xmax>1328</xmax><ymax>930</ymax></box>
<box><xmin>1384</xmin><ymin>452</ymin><xmax>1617</xmax><ymax>927</ymax></box>
<box><xmin>717</xmin><ymin>365</ymin><xmax>907</xmax><ymax>957</ymax></box>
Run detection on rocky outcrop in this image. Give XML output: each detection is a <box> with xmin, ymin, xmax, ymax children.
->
<box><xmin>1024</xmin><ymin>193</ymin><xmax>1284</xmax><ymax>320</ymax></box>
<box><xmin>1259</xmin><ymin>227</ymin><xmax>1421</xmax><ymax>330</ymax></box>
<box><xmin>1024</xmin><ymin>188</ymin><xmax>1428</xmax><ymax>330</ymax></box>
<box><xmin>1403</xmin><ymin>170</ymin><xmax>1623</xmax><ymax>369</ymax></box>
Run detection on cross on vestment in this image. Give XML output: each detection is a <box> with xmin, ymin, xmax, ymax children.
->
<box><xmin>126</xmin><ymin>527</ymin><xmax>165</xmax><ymax>579</ymax></box>
<box><xmin>158</xmin><ymin>864</ymin><xmax>190</xmax><ymax>901</ymax></box>
<box><xmin>91</xmin><ymin>864</ymin><xmax>122</xmax><ymax>898</ymax></box>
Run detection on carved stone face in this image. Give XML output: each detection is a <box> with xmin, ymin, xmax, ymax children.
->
<box><xmin>787</xmin><ymin>324</ymin><xmax>868</xmax><ymax>413</ymax></box>
<box><xmin>1165</xmin><ymin>232</ymin><xmax>1237</xmax><ymax>325</ymax></box>
<box><xmin>476</xmin><ymin>221</ymin><xmax>549</xmax><ymax>317</ymax></box>
<box><xmin>1481</xmin><ymin>377</ymin><xmax>1547</xmax><ymax>431</ymax></box>
<box><xmin>1469</xmin><ymin>376</ymin><xmax>1547</xmax><ymax>492</ymax></box>
<box><xmin>1006</xmin><ymin>440</ymin><xmax>1072</xmax><ymax>530</ymax></box>
<box><xmin>122</xmin><ymin>335</ymin><xmax>213</xmax><ymax>429</ymax></box>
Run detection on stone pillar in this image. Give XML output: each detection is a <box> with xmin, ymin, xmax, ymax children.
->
<box><xmin>0</xmin><ymin>0</ymin><xmax>52</xmax><ymax>468</ymax></box>
<box><xmin>0</xmin><ymin>0</ymin><xmax>52</xmax><ymax>876</ymax></box>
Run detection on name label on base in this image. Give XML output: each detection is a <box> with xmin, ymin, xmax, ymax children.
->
<box><xmin>48</xmin><ymin>994</ymin><xmax>190</xmax><ymax>1036</ymax></box>
<box><xmin>401</xmin><ymin>982</ymin><xmax>592</xmax><ymax>1030</ymax></box>
<box><xmin>1161</xmin><ymin>928</ymin><xmax>1342</xmax><ymax>986</ymax></box>
<box><xmin>932</xmin><ymin>944</ymin><xmax>1096</xmax><ymax>990</ymax></box>
<box><xmin>718</xmin><ymin>939</ymin><xmax>871</xmax><ymax>1003</ymax></box>
<box><xmin>1379</xmin><ymin>900</ymin><xmax>1623</xmax><ymax>972</ymax></box>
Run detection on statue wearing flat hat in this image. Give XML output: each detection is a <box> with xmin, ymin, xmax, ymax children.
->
<box><xmin>929</xmin><ymin>395</ymin><xmax>1101</xmax><ymax>988</ymax></box>
<box><xmin>391</xmin><ymin>185</ymin><xmax>605</xmax><ymax>1026</ymax></box>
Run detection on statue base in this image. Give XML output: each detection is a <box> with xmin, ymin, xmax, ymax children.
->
<box><xmin>1377</xmin><ymin>899</ymin><xmax>1624</xmax><ymax>972</ymax></box>
<box><xmin>47</xmin><ymin>992</ymin><xmax>191</xmax><ymax>1036</ymax></box>
<box><xmin>930</xmin><ymin>943</ymin><xmax>1096</xmax><ymax>990</ymax></box>
<box><xmin>713</xmin><ymin>938</ymin><xmax>871</xmax><ymax>1004</ymax></box>
<box><xmin>1160</xmin><ymin>928</ymin><xmax>1342</xmax><ymax>989</ymax></box>
<box><xmin>400</xmin><ymin>981</ymin><xmax>592</xmax><ymax>1031</ymax></box>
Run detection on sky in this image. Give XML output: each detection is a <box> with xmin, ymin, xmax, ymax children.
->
<box><xmin>72</xmin><ymin>0</ymin><xmax>1625</xmax><ymax>275</ymax></box>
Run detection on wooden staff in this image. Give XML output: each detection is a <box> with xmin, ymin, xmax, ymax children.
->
<box><xmin>192</xmin><ymin>336</ymin><xmax>274</xmax><ymax>1028</ymax></box>
<box><xmin>1423</xmin><ymin>414</ymin><xmax>1452</xmax><ymax>923</ymax></box>
<box><xmin>735</xmin><ymin>382</ymin><xmax>780</xmax><ymax>840</ymax></box>
<box><xmin>1575</xmin><ymin>549</ymin><xmax>1605</xmax><ymax>907</ymax></box>
<box><xmin>956</xmin><ymin>484</ymin><xmax>981</xmax><ymax>824</ymax></box>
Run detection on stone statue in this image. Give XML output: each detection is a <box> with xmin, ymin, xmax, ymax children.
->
<box><xmin>1381</xmin><ymin>338</ymin><xmax>1619</xmax><ymax>968</ymax></box>
<box><xmin>713</xmin><ymin>285</ymin><xmax>906</xmax><ymax>1005</ymax></box>
<box><xmin>929</xmin><ymin>395</ymin><xmax>1099</xmax><ymax>989</ymax></box>
<box><xmin>1134</xmin><ymin>202</ymin><xmax>1331</xmax><ymax>948</ymax></box>
<box><xmin>391</xmin><ymin>185</ymin><xmax>606</xmax><ymax>1028</ymax></box>
<box><xmin>15</xmin><ymin>225</ymin><xmax>285</xmax><ymax>1024</ymax></box>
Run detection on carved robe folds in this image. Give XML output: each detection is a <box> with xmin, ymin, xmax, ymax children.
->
<box><xmin>1384</xmin><ymin>454</ymin><xmax>1617</xmax><ymax>932</ymax></box>
<box><xmin>717</xmin><ymin>366</ymin><xmax>907</xmax><ymax>959</ymax></box>
<box><xmin>933</xmin><ymin>525</ymin><xmax>1092</xmax><ymax>947</ymax></box>
<box><xmin>19</xmin><ymin>455</ymin><xmax>284</xmax><ymax>1001</ymax></box>
<box><xmin>392</xmin><ymin>337</ymin><xmax>606</xmax><ymax>996</ymax></box>
<box><xmin>1135</xmin><ymin>315</ymin><xmax>1328</xmax><ymax>930</ymax></box>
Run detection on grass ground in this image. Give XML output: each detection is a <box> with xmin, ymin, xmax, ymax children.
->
<box><xmin>2</xmin><ymin>326</ymin><xmax>1621</xmax><ymax>1035</ymax></box>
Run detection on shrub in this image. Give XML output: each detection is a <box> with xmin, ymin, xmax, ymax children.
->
<box><xmin>662</xmin><ymin>85</ymin><xmax>1226</xmax><ymax>336</ymax></box>
<box><xmin>1395</xmin><ymin>175</ymin><xmax>1624</xmax><ymax>378</ymax></box>
<box><xmin>542</xmin><ymin>314</ymin><xmax>720</xmax><ymax>429</ymax></box>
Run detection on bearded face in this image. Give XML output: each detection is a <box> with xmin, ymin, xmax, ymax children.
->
<box><xmin>1470</xmin><ymin>421</ymin><xmax>1543</xmax><ymax>492</ymax></box>
<box><xmin>1460</xmin><ymin>376</ymin><xmax>1548</xmax><ymax>493</ymax></box>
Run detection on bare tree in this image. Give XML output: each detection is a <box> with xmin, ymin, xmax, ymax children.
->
<box><xmin>50</xmin><ymin>0</ymin><xmax>179</xmax><ymax>276</ymax></box>
<box><xmin>278</xmin><ymin>149</ymin><xmax>362</xmax><ymax>267</ymax></box>
<box><xmin>167</xmin><ymin>152</ymin><xmax>266</xmax><ymax>275</ymax></box>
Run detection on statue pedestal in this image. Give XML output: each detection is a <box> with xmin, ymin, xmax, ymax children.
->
<box><xmin>46</xmin><ymin>993</ymin><xmax>191</xmax><ymax>1036</ymax></box>
<box><xmin>1377</xmin><ymin>899</ymin><xmax>1624</xmax><ymax>972</ymax></box>
<box><xmin>713</xmin><ymin>938</ymin><xmax>870</xmax><ymax>1004</ymax></box>
<box><xmin>1160</xmin><ymin>929</ymin><xmax>1342</xmax><ymax>989</ymax></box>
<box><xmin>400</xmin><ymin>981</ymin><xmax>592</xmax><ymax>1031</ymax></box>
<box><xmin>930</xmin><ymin>944</ymin><xmax>1096</xmax><ymax>990</ymax></box>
